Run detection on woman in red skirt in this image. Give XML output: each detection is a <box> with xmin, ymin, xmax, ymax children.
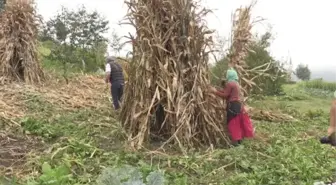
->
<box><xmin>209</xmin><ymin>68</ymin><xmax>254</xmax><ymax>146</ymax></box>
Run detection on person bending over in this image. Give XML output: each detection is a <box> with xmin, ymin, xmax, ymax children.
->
<box><xmin>209</xmin><ymin>68</ymin><xmax>254</xmax><ymax>146</ymax></box>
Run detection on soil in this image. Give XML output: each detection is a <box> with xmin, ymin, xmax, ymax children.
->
<box><xmin>0</xmin><ymin>133</ymin><xmax>44</xmax><ymax>176</ymax></box>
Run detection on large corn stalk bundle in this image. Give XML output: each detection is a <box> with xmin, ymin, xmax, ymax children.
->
<box><xmin>0</xmin><ymin>0</ymin><xmax>44</xmax><ymax>84</ymax></box>
<box><xmin>120</xmin><ymin>0</ymin><xmax>228</xmax><ymax>150</ymax></box>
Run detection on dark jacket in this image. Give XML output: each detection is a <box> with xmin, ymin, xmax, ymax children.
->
<box><xmin>108</xmin><ymin>62</ymin><xmax>124</xmax><ymax>84</ymax></box>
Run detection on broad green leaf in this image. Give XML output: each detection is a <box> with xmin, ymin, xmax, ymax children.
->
<box><xmin>41</xmin><ymin>162</ymin><xmax>52</xmax><ymax>174</ymax></box>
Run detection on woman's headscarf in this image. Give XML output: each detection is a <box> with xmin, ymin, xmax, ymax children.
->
<box><xmin>226</xmin><ymin>68</ymin><xmax>239</xmax><ymax>83</ymax></box>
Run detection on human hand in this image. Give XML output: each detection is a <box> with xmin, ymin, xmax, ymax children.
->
<box><xmin>208</xmin><ymin>86</ymin><xmax>217</xmax><ymax>93</ymax></box>
<box><xmin>105</xmin><ymin>77</ymin><xmax>110</xmax><ymax>84</ymax></box>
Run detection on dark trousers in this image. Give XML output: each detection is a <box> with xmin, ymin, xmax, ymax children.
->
<box><xmin>111</xmin><ymin>82</ymin><xmax>124</xmax><ymax>110</ymax></box>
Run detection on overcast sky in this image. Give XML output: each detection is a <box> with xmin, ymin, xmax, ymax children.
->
<box><xmin>35</xmin><ymin>0</ymin><xmax>336</xmax><ymax>71</ymax></box>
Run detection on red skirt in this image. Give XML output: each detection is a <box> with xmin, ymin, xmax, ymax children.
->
<box><xmin>228</xmin><ymin>111</ymin><xmax>255</xmax><ymax>141</ymax></box>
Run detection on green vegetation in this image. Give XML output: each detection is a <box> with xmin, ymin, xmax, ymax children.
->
<box><xmin>210</xmin><ymin>32</ymin><xmax>289</xmax><ymax>96</ymax></box>
<box><xmin>39</xmin><ymin>5</ymin><xmax>109</xmax><ymax>78</ymax></box>
<box><xmin>299</xmin><ymin>79</ymin><xmax>336</xmax><ymax>92</ymax></box>
<box><xmin>295</xmin><ymin>64</ymin><xmax>311</xmax><ymax>81</ymax></box>
<box><xmin>1</xmin><ymin>71</ymin><xmax>335</xmax><ymax>184</ymax></box>
<box><xmin>1</xmin><ymin>4</ymin><xmax>335</xmax><ymax>185</ymax></box>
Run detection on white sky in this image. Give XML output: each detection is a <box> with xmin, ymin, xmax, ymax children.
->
<box><xmin>35</xmin><ymin>0</ymin><xmax>336</xmax><ymax>71</ymax></box>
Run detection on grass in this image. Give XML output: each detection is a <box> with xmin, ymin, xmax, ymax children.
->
<box><xmin>1</xmin><ymin>74</ymin><xmax>335</xmax><ymax>185</ymax></box>
<box><xmin>298</xmin><ymin>79</ymin><xmax>336</xmax><ymax>92</ymax></box>
<box><xmin>250</xmin><ymin>84</ymin><xmax>333</xmax><ymax>113</ymax></box>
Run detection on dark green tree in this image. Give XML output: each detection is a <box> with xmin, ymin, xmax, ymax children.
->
<box><xmin>211</xmin><ymin>32</ymin><xmax>288</xmax><ymax>95</ymax></box>
<box><xmin>295</xmin><ymin>64</ymin><xmax>311</xmax><ymax>81</ymax></box>
<box><xmin>110</xmin><ymin>29</ymin><xmax>122</xmax><ymax>56</ymax></box>
<box><xmin>246</xmin><ymin>32</ymin><xmax>288</xmax><ymax>95</ymax></box>
<box><xmin>42</xmin><ymin>5</ymin><xmax>109</xmax><ymax>72</ymax></box>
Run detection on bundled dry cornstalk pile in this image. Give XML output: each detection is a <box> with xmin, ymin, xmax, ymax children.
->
<box><xmin>227</xmin><ymin>2</ymin><xmax>274</xmax><ymax>101</ymax></box>
<box><xmin>227</xmin><ymin>3</ymin><xmax>294</xmax><ymax>122</ymax></box>
<box><xmin>227</xmin><ymin>4</ymin><xmax>255</xmax><ymax>101</ymax></box>
<box><xmin>120</xmin><ymin>0</ymin><xmax>228</xmax><ymax>150</ymax></box>
<box><xmin>0</xmin><ymin>0</ymin><xmax>44</xmax><ymax>84</ymax></box>
<box><xmin>248</xmin><ymin>108</ymin><xmax>296</xmax><ymax>122</ymax></box>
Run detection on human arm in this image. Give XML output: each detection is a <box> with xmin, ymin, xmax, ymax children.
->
<box><xmin>215</xmin><ymin>86</ymin><xmax>231</xmax><ymax>98</ymax></box>
<box><xmin>105</xmin><ymin>73</ymin><xmax>111</xmax><ymax>83</ymax></box>
<box><xmin>209</xmin><ymin>83</ymin><xmax>232</xmax><ymax>99</ymax></box>
<box><xmin>328</xmin><ymin>101</ymin><xmax>336</xmax><ymax>135</ymax></box>
<box><xmin>105</xmin><ymin>63</ymin><xmax>111</xmax><ymax>83</ymax></box>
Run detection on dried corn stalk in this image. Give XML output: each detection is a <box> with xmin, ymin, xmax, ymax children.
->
<box><xmin>228</xmin><ymin>2</ymin><xmax>274</xmax><ymax>101</ymax></box>
<box><xmin>227</xmin><ymin>4</ymin><xmax>254</xmax><ymax>101</ymax></box>
<box><xmin>228</xmin><ymin>4</ymin><xmax>293</xmax><ymax>123</ymax></box>
<box><xmin>0</xmin><ymin>0</ymin><xmax>44</xmax><ymax>84</ymax></box>
<box><xmin>120</xmin><ymin>0</ymin><xmax>228</xmax><ymax>151</ymax></box>
<box><xmin>249</xmin><ymin>108</ymin><xmax>296</xmax><ymax>122</ymax></box>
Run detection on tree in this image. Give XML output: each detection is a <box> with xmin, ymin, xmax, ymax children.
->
<box><xmin>245</xmin><ymin>32</ymin><xmax>288</xmax><ymax>95</ymax></box>
<box><xmin>210</xmin><ymin>57</ymin><xmax>229</xmax><ymax>85</ymax></box>
<box><xmin>43</xmin><ymin>5</ymin><xmax>109</xmax><ymax>72</ymax></box>
<box><xmin>109</xmin><ymin>29</ymin><xmax>122</xmax><ymax>56</ymax></box>
<box><xmin>92</xmin><ymin>41</ymin><xmax>108</xmax><ymax>70</ymax></box>
<box><xmin>211</xmin><ymin>32</ymin><xmax>288</xmax><ymax>95</ymax></box>
<box><xmin>213</xmin><ymin>33</ymin><xmax>228</xmax><ymax>61</ymax></box>
<box><xmin>209</xmin><ymin>33</ymin><xmax>229</xmax><ymax>85</ymax></box>
<box><xmin>295</xmin><ymin>64</ymin><xmax>311</xmax><ymax>81</ymax></box>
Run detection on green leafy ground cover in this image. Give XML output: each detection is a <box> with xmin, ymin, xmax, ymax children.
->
<box><xmin>1</xmin><ymin>78</ymin><xmax>335</xmax><ymax>185</ymax></box>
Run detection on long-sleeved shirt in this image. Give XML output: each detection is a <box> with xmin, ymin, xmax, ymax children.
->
<box><xmin>214</xmin><ymin>81</ymin><xmax>240</xmax><ymax>102</ymax></box>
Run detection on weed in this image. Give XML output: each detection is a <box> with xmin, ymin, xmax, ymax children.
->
<box><xmin>4</xmin><ymin>80</ymin><xmax>336</xmax><ymax>185</ymax></box>
<box><xmin>21</xmin><ymin>117</ymin><xmax>61</xmax><ymax>140</ymax></box>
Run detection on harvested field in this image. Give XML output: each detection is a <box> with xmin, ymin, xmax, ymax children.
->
<box><xmin>0</xmin><ymin>133</ymin><xmax>44</xmax><ymax>178</ymax></box>
<box><xmin>0</xmin><ymin>75</ymin><xmax>334</xmax><ymax>184</ymax></box>
<box><xmin>0</xmin><ymin>0</ymin><xmax>335</xmax><ymax>184</ymax></box>
<box><xmin>0</xmin><ymin>75</ymin><xmax>110</xmax><ymax>120</ymax></box>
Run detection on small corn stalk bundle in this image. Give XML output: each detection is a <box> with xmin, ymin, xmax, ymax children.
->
<box><xmin>227</xmin><ymin>4</ymin><xmax>255</xmax><ymax>100</ymax></box>
<box><xmin>120</xmin><ymin>0</ymin><xmax>228</xmax><ymax>150</ymax></box>
<box><xmin>228</xmin><ymin>2</ymin><xmax>274</xmax><ymax>100</ymax></box>
<box><xmin>0</xmin><ymin>0</ymin><xmax>44</xmax><ymax>84</ymax></box>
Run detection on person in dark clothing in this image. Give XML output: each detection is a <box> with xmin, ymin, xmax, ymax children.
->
<box><xmin>105</xmin><ymin>56</ymin><xmax>125</xmax><ymax>110</ymax></box>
